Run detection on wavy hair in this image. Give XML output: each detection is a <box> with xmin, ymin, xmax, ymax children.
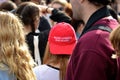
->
<box><xmin>0</xmin><ymin>11</ymin><xmax>36</xmax><ymax>80</ymax></box>
<box><xmin>110</xmin><ymin>26</ymin><xmax>120</xmax><ymax>57</ymax></box>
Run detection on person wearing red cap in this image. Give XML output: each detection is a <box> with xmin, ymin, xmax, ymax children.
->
<box><xmin>33</xmin><ymin>22</ymin><xmax>77</xmax><ymax>80</ymax></box>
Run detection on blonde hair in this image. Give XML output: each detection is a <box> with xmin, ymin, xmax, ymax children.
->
<box><xmin>51</xmin><ymin>0</ymin><xmax>68</xmax><ymax>8</ymax></box>
<box><xmin>43</xmin><ymin>42</ymin><xmax>70</xmax><ymax>80</ymax></box>
<box><xmin>110</xmin><ymin>26</ymin><xmax>120</xmax><ymax>57</ymax></box>
<box><xmin>0</xmin><ymin>11</ymin><xmax>36</xmax><ymax>80</ymax></box>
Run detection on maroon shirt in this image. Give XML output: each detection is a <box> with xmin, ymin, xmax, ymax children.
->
<box><xmin>65</xmin><ymin>17</ymin><xmax>119</xmax><ymax>80</ymax></box>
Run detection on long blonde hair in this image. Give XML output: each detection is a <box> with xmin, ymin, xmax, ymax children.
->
<box><xmin>0</xmin><ymin>11</ymin><xmax>36</xmax><ymax>80</ymax></box>
<box><xmin>43</xmin><ymin>42</ymin><xmax>70</xmax><ymax>80</ymax></box>
<box><xmin>110</xmin><ymin>26</ymin><xmax>120</xmax><ymax>57</ymax></box>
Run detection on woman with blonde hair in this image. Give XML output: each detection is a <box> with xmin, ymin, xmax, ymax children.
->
<box><xmin>0</xmin><ymin>11</ymin><xmax>36</xmax><ymax>80</ymax></box>
<box><xmin>34</xmin><ymin>22</ymin><xmax>77</xmax><ymax>80</ymax></box>
<box><xmin>110</xmin><ymin>26</ymin><xmax>120</xmax><ymax>57</ymax></box>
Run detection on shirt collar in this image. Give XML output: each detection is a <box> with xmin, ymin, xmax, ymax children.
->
<box><xmin>81</xmin><ymin>6</ymin><xmax>110</xmax><ymax>36</ymax></box>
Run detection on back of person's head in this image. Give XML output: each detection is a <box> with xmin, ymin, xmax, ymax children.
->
<box><xmin>16</xmin><ymin>2</ymin><xmax>35</xmax><ymax>16</ymax></box>
<box><xmin>20</xmin><ymin>2</ymin><xmax>40</xmax><ymax>32</ymax></box>
<box><xmin>88</xmin><ymin>0</ymin><xmax>112</xmax><ymax>6</ymax></box>
<box><xmin>48</xmin><ymin>22</ymin><xmax>77</xmax><ymax>55</ymax></box>
<box><xmin>44</xmin><ymin>22</ymin><xmax>77</xmax><ymax>80</ymax></box>
<box><xmin>110</xmin><ymin>26</ymin><xmax>120</xmax><ymax>57</ymax></box>
<box><xmin>0</xmin><ymin>11</ymin><xmax>36</xmax><ymax>80</ymax></box>
<box><xmin>0</xmin><ymin>1</ymin><xmax>17</xmax><ymax>11</ymax></box>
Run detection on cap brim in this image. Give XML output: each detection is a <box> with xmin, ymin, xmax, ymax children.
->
<box><xmin>49</xmin><ymin>42</ymin><xmax>76</xmax><ymax>55</ymax></box>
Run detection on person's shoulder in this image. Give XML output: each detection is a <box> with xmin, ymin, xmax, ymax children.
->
<box><xmin>34</xmin><ymin>64</ymin><xmax>57</xmax><ymax>80</ymax></box>
<box><xmin>95</xmin><ymin>17</ymin><xmax>119</xmax><ymax>29</ymax></box>
<box><xmin>34</xmin><ymin>64</ymin><xmax>59</xmax><ymax>73</ymax></box>
<box><xmin>34</xmin><ymin>64</ymin><xmax>49</xmax><ymax>72</ymax></box>
<box><xmin>0</xmin><ymin>63</ymin><xmax>16</xmax><ymax>80</ymax></box>
<box><xmin>80</xmin><ymin>29</ymin><xmax>110</xmax><ymax>45</ymax></box>
<box><xmin>34</xmin><ymin>64</ymin><xmax>59</xmax><ymax>80</ymax></box>
<box><xmin>38</xmin><ymin>30</ymin><xmax>50</xmax><ymax>39</ymax></box>
<box><xmin>81</xmin><ymin>17</ymin><xmax>119</xmax><ymax>43</ymax></box>
<box><xmin>80</xmin><ymin>29</ymin><xmax>103</xmax><ymax>42</ymax></box>
<box><xmin>40</xmin><ymin>16</ymin><xmax>48</xmax><ymax>21</ymax></box>
<box><xmin>77</xmin><ymin>28</ymin><xmax>111</xmax><ymax>53</ymax></box>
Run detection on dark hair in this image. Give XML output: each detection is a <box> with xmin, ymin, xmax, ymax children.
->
<box><xmin>0</xmin><ymin>1</ymin><xmax>17</xmax><ymax>11</ymax></box>
<box><xmin>16</xmin><ymin>2</ymin><xmax>32</xmax><ymax>16</ymax></box>
<box><xmin>20</xmin><ymin>3</ymin><xmax>40</xmax><ymax>33</ymax></box>
<box><xmin>46</xmin><ymin>0</ymin><xmax>53</xmax><ymax>5</ymax></box>
<box><xmin>88</xmin><ymin>0</ymin><xmax>112</xmax><ymax>6</ymax></box>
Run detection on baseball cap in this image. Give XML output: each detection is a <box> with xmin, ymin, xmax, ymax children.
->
<box><xmin>48</xmin><ymin>22</ymin><xmax>77</xmax><ymax>55</ymax></box>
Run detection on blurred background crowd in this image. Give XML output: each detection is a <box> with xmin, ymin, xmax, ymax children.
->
<box><xmin>0</xmin><ymin>0</ymin><xmax>120</xmax><ymax>80</ymax></box>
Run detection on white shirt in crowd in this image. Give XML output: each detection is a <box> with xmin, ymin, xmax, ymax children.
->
<box><xmin>33</xmin><ymin>64</ymin><xmax>59</xmax><ymax>80</ymax></box>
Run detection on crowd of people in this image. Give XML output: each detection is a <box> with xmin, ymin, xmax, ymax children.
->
<box><xmin>0</xmin><ymin>0</ymin><xmax>120</xmax><ymax>80</ymax></box>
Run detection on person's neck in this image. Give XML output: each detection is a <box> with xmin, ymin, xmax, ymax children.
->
<box><xmin>83</xmin><ymin>5</ymin><xmax>104</xmax><ymax>24</ymax></box>
<box><xmin>24</xmin><ymin>25</ymin><xmax>32</xmax><ymax>35</ymax></box>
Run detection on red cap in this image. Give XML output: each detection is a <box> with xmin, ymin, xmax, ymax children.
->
<box><xmin>48</xmin><ymin>22</ymin><xmax>77</xmax><ymax>55</ymax></box>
